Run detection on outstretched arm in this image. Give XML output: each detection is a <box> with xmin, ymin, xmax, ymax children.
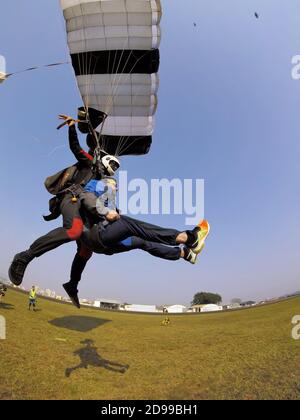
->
<box><xmin>58</xmin><ymin>114</ymin><xmax>94</xmax><ymax>165</ymax></box>
<box><xmin>68</xmin><ymin>125</ymin><xmax>94</xmax><ymax>165</ymax></box>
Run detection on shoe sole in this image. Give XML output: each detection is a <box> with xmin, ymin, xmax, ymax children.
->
<box><xmin>190</xmin><ymin>247</ymin><xmax>203</xmax><ymax>264</ymax></box>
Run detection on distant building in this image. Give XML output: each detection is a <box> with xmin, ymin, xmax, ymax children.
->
<box><xmin>228</xmin><ymin>303</ymin><xmax>241</xmax><ymax>309</ymax></box>
<box><xmin>190</xmin><ymin>304</ymin><xmax>205</xmax><ymax>313</ymax></box>
<box><xmin>45</xmin><ymin>289</ymin><xmax>56</xmax><ymax>299</ymax></box>
<box><xmin>94</xmin><ymin>298</ymin><xmax>122</xmax><ymax>310</ymax></box>
<box><xmin>240</xmin><ymin>301</ymin><xmax>256</xmax><ymax>307</ymax></box>
<box><xmin>123</xmin><ymin>304</ymin><xmax>157</xmax><ymax>313</ymax></box>
<box><xmin>164</xmin><ymin>305</ymin><xmax>187</xmax><ymax>313</ymax></box>
<box><xmin>201</xmin><ymin>304</ymin><xmax>223</xmax><ymax>313</ymax></box>
<box><xmin>191</xmin><ymin>304</ymin><xmax>223</xmax><ymax>313</ymax></box>
<box><xmin>79</xmin><ymin>299</ymin><xmax>93</xmax><ymax>307</ymax></box>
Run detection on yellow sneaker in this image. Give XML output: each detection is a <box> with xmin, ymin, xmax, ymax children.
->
<box><xmin>192</xmin><ymin>220</ymin><xmax>210</xmax><ymax>255</ymax></box>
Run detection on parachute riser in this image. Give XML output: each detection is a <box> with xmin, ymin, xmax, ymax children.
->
<box><xmin>86</xmin><ymin>110</ymin><xmax>109</xmax><ymax>178</ymax></box>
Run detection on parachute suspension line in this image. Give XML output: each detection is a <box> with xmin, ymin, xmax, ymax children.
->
<box><xmin>79</xmin><ymin>50</ymin><xmax>93</xmax><ymax>111</ymax></box>
<box><xmin>107</xmin><ymin>49</ymin><xmax>155</xmax><ymax>119</ymax></box>
<box><xmin>113</xmin><ymin>8</ymin><xmax>131</xmax><ymax>157</ymax></box>
<box><xmin>2</xmin><ymin>61</ymin><xmax>70</xmax><ymax>80</ymax></box>
<box><xmin>86</xmin><ymin>45</ymin><xmax>99</xmax><ymax>112</ymax></box>
<box><xmin>102</xmin><ymin>39</ymin><xmax>130</xmax><ymax>117</ymax></box>
<box><xmin>75</xmin><ymin>7</ymin><xmax>120</xmax><ymax>155</ymax></box>
<box><xmin>96</xmin><ymin>47</ymin><xmax>156</xmax><ymax>157</ymax></box>
<box><xmin>86</xmin><ymin>107</ymin><xmax>105</xmax><ymax>171</ymax></box>
<box><xmin>111</xmin><ymin>50</ymin><xmax>156</xmax><ymax>156</ymax></box>
<box><xmin>75</xmin><ymin>9</ymin><xmax>149</xmax><ymax>157</ymax></box>
<box><xmin>75</xmin><ymin>4</ymin><xmax>103</xmax><ymax>151</ymax></box>
<box><xmin>102</xmin><ymin>15</ymin><xmax>130</xmax><ymax>114</ymax></box>
<box><xmin>78</xmin><ymin>2</ymin><xmax>91</xmax><ymax>112</ymax></box>
<box><xmin>100</xmin><ymin>48</ymin><xmax>121</xmax><ymax>153</ymax></box>
<box><xmin>72</xmin><ymin>9</ymin><xmax>156</xmax><ymax>158</ymax></box>
<box><xmin>104</xmin><ymin>48</ymin><xmax>134</xmax><ymax>156</ymax></box>
<box><xmin>116</xmin><ymin>136</ymin><xmax>130</xmax><ymax>156</ymax></box>
<box><xmin>104</xmin><ymin>48</ymin><xmax>133</xmax><ymax>116</ymax></box>
<box><xmin>104</xmin><ymin>46</ymin><xmax>134</xmax><ymax>152</ymax></box>
<box><xmin>81</xmin><ymin>47</ymin><xmax>154</xmax><ymax>158</ymax></box>
<box><xmin>101</xmin><ymin>47</ymin><xmax>114</xmax><ymax>153</ymax></box>
<box><xmin>101</xmin><ymin>12</ymin><xmax>132</xmax><ymax>117</ymax></box>
<box><xmin>103</xmin><ymin>49</ymin><xmax>150</xmax><ymax>155</ymax></box>
<box><xmin>97</xmin><ymin>29</ymin><xmax>115</xmax><ymax>154</ymax></box>
<box><xmin>99</xmin><ymin>39</ymin><xmax>131</xmax><ymax>154</ymax></box>
<box><xmin>118</xmin><ymin>136</ymin><xmax>144</xmax><ymax>156</ymax></box>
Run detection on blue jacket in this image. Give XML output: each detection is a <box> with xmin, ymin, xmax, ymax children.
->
<box><xmin>84</xmin><ymin>179</ymin><xmax>117</xmax><ymax>215</ymax></box>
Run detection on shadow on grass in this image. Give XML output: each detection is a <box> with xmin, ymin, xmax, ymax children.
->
<box><xmin>65</xmin><ymin>339</ymin><xmax>129</xmax><ymax>377</ymax></box>
<box><xmin>49</xmin><ymin>316</ymin><xmax>111</xmax><ymax>332</ymax></box>
<box><xmin>0</xmin><ymin>302</ymin><xmax>14</xmax><ymax>310</ymax></box>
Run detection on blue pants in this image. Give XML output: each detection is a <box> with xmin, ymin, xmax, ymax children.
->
<box><xmin>69</xmin><ymin>233</ymin><xmax>181</xmax><ymax>286</ymax></box>
<box><xmin>109</xmin><ymin>237</ymin><xmax>181</xmax><ymax>260</ymax></box>
<box><xmin>100</xmin><ymin>215</ymin><xmax>180</xmax><ymax>248</ymax></box>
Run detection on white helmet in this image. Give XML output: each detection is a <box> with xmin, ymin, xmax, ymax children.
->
<box><xmin>101</xmin><ymin>155</ymin><xmax>120</xmax><ymax>176</ymax></box>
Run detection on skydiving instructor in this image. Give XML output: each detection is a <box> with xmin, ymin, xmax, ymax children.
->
<box><xmin>8</xmin><ymin>115</ymin><xmax>120</xmax><ymax>286</ymax></box>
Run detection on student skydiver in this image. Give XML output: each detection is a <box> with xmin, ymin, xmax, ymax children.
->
<box><xmin>62</xmin><ymin>215</ymin><xmax>210</xmax><ymax>308</ymax></box>
<box><xmin>63</xmin><ymin>231</ymin><xmax>205</xmax><ymax>308</ymax></box>
<box><xmin>62</xmin><ymin>178</ymin><xmax>210</xmax><ymax>307</ymax></box>
<box><xmin>8</xmin><ymin>116</ymin><xmax>120</xmax><ymax>287</ymax></box>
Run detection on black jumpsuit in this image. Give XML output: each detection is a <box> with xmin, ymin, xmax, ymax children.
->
<box><xmin>28</xmin><ymin>126</ymin><xmax>95</xmax><ymax>258</ymax></box>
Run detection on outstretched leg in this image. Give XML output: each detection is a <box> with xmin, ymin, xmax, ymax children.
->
<box><xmin>110</xmin><ymin>237</ymin><xmax>199</xmax><ymax>264</ymax></box>
<box><xmin>9</xmin><ymin>194</ymin><xmax>84</xmax><ymax>286</ymax></box>
<box><xmin>63</xmin><ymin>241</ymin><xmax>93</xmax><ymax>308</ymax></box>
<box><xmin>100</xmin><ymin>216</ymin><xmax>209</xmax><ymax>251</ymax></box>
<box><xmin>110</xmin><ymin>237</ymin><xmax>182</xmax><ymax>261</ymax></box>
<box><xmin>29</xmin><ymin>195</ymin><xmax>84</xmax><ymax>256</ymax></box>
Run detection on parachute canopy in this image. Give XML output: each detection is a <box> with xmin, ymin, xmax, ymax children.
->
<box><xmin>60</xmin><ymin>0</ymin><xmax>162</xmax><ymax>156</ymax></box>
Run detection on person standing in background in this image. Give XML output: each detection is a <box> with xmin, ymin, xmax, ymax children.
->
<box><xmin>29</xmin><ymin>286</ymin><xmax>37</xmax><ymax>311</ymax></box>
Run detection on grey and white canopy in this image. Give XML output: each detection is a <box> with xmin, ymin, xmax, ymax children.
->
<box><xmin>60</xmin><ymin>0</ymin><xmax>162</xmax><ymax>156</ymax></box>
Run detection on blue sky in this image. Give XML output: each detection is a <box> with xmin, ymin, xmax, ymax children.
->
<box><xmin>0</xmin><ymin>0</ymin><xmax>299</xmax><ymax>305</ymax></box>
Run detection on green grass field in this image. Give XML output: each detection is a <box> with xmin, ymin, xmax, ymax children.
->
<box><xmin>0</xmin><ymin>288</ymin><xmax>299</xmax><ymax>400</ymax></box>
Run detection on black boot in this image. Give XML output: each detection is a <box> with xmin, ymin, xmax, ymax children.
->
<box><xmin>9</xmin><ymin>251</ymin><xmax>34</xmax><ymax>286</ymax></box>
<box><xmin>63</xmin><ymin>282</ymin><xmax>80</xmax><ymax>309</ymax></box>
